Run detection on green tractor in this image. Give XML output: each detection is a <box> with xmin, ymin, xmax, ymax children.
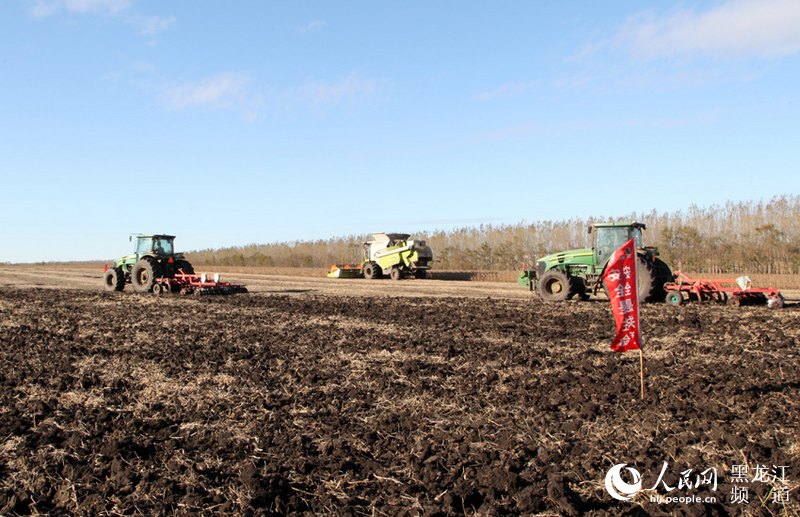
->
<box><xmin>103</xmin><ymin>234</ymin><xmax>194</xmax><ymax>293</ymax></box>
<box><xmin>361</xmin><ymin>232</ymin><xmax>433</xmax><ymax>280</ymax></box>
<box><xmin>518</xmin><ymin>221</ymin><xmax>673</xmax><ymax>302</ymax></box>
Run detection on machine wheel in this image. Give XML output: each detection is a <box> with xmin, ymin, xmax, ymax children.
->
<box><xmin>175</xmin><ymin>260</ymin><xmax>194</xmax><ymax>274</ymax></box>
<box><xmin>538</xmin><ymin>269</ymin><xmax>570</xmax><ymax>302</ymax></box>
<box><xmin>131</xmin><ymin>258</ymin><xmax>160</xmax><ymax>293</ymax></box>
<box><xmin>636</xmin><ymin>257</ymin><xmax>656</xmax><ymax>302</ymax></box>
<box><xmin>363</xmin><ymin>262</ymin><xmax>381</xmax><ymax>280</ymax></box>
<box><xmin>727</xmin><ymin>296</ymin><xmax>742</xmax><ymax>307</ymax></box>
<box><xmin>665</xmin><ymin>291</ymin><xmax>683</xmax><ymax>306</ymax></box>
<box><xmin>568</xmin><ymin>277</ymin><xmax>588</xmax><ymax>300</ymax></box>
<box><xmin>414</xmin><ymin>270</ymin><xmax>428</xmax><ymax>279</ymax></box>
<box><xmin>103</xmin><ymin>267</ymin><xmax>125</xmax><ymax>291</ymax></box>
<box><xmin>152</xmin><ymin>283</ymin><xmax>164</xmax><ymax>295</ymax></box>
<box><xmin>389</xmin><ymin>267</ymin><xmax>404</xmax><ymax>281</ymax></box>
<box><xmin>649</xmin><ymin>258</ymin><xmax>673</xmax><ymax>302</ymax></box>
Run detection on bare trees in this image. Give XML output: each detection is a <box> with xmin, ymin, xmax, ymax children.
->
<box><xmin>187</xmin><ymin>196</ymin><xmax>800</xmax><ymax>274</ymax></box>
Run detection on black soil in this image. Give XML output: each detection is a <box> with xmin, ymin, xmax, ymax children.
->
<box><xmin>0</xmin><ymin>288</ymin><xmax>798</xmax><ymax>515</ymax></box>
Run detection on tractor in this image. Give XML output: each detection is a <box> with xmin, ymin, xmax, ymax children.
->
<box><xmin>361</xmin><ymin>233</ymin><xmax>433</xmax><ymax>280</ymax></box>
<box><xmin>518</xmin><ymin>221</ymin><xmax>673</xmax><ymax>302</ymax></box>
<box><xmin>103</xmin><ymin>234</ymin><xmax>246</xmax><ymax>295</ymax></box>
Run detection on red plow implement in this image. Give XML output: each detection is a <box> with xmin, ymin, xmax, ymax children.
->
<box><xmin>153</xmin><ymin>270</ymin><xmax>248</xmax><ymax>296</ymax></box>
<box><xmin>664</xmin><ymin>271</ymin><xmax>783</xmax><ymax>308</ymax></box>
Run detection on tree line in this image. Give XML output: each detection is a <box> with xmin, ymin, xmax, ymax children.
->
<box><xmin>187</xmin><ymin>196</ymin><xmax>800</xmax><ymax>274</ymax></box>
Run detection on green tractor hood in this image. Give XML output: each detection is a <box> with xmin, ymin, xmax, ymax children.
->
<box><xmin>537</xmin><ymin>248</ymin><xmax>594</xmax><ymax>268</ymax></box>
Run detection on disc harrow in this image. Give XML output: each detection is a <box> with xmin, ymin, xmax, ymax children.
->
<box><xmin>153</xmin><ymin>271</ymin><xmax>248</xmax><ymax>296</ymax></box>
<box><xmin>663</xmin><ymin>271</ymin><xmax>783</xmax><ymax>308</ymax></box>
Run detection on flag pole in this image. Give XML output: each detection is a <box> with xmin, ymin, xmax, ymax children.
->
<box><xmin>639</xmin><ymin>348</ymin><xmax>645</xmax><ymax>400</ymax></box>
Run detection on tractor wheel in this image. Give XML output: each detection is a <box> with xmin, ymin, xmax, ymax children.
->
<box><xmin>152</xmin><ymin>283</ymin><xmax>164</xmax><ymax>295</ymax></box>
<box><xmin>538</xmin><ymin>269</ymin><xmax>570</xmax><ymax>302</ymax></box>
<box><xmin>131</xmin><ymin>258</ymin><xmax>160</xmax><ymax>293</ymax></box>
<box><xmin>175</xmin><ymin>260</ymin><xmax>194</xmax><ymax>274</ymax></box>
<box><xmin>389</xmin><ymin>267</ymin><xmax>404</xmax><ymax>281</ymax></box>
<box><xmin>103</xmin><ymin>267</ymin><xmax>125</xmax><ymax>292</ymax></box>
<box><xmin>649</xmin><ymin>258</ymin><xmax>673</xmax><ymax>302</ymax></box>
<box><xmin>636</xmin><ymin>257</ymin><xmax>669</xmax><ymax>303</ymax></box>
<box><xmin>363</xmin><ymin>262</ymin><xmax>382</xmax><ymax>280</ymax></box>
<box><xmin>665</xmin><ymin>291</ymin><xmax>683</xmax><ymax>306</ymax></box>
<box><xmin>414</xmin><ymin>270</ymin><xmax>428</xmax><ymax>279</ymax></box>
<box><xmin>568</xmin><ymin>277</ymin><xmax>588</xmax><ymax>300</ymax></box>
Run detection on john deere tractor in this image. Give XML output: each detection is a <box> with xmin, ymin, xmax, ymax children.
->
<box><xmin>518</xmin><ymin>221</ymin><xmax>673</xmax><ymax>302</ymax></box>
<box><xmin>103</xmin><ymin>234</ymin><xmax>194</xmax><ymax>293</ymax></box>
<box><xmin>361</xmin><ymin>233</ymin><xmax>433</xmax><ymax>280</ymax></box>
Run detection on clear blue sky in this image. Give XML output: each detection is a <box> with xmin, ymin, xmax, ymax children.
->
<box><xmin>2</xmin><ymin>0</ymin><xmax>799</xmax><ymax>262</ymax></box>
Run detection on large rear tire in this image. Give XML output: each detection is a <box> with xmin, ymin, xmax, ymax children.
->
<box><xmin>363</xmin><ymin>262</ymin><xmax>381</xmax><ymax>280</ymax></box>
<box><xmin>174</xmin><ymin>259</ymin><xmax>194</xmax><ymax>274</ymax></box>
<box><xmin>103</xmin><ymin>267</ymin><xmax>125</xmax><ymax>292</ymax></box>
<box><xmin>636</xmin><ymin>257</ymin><xmax>655</xmax><ymax>302</ymax></box>
<box><xmin>538</xmin><ymin>269</ymin><xmax>570</xmax><ymax>302</ymax></box>
<box><xmin>132</xmin><ymin>258</ymin><xmax>160</xmax><ymax>293</ymax></box>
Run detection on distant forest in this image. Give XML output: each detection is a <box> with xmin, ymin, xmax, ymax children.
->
<box><xmin>187</xmin><ymin>196</ymin><xmax>800</xmax><ymax>274</ymax></box>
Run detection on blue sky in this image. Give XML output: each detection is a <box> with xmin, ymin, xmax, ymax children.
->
<box><xmin>2</xmin><ymin>0</ymin><xmax>799</xmax><ymax>262</ymax></box>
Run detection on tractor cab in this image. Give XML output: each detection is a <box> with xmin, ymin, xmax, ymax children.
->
<box><xmin>132</xmin><ymin>234</ymin><xmax>175</xmax><ymax>259</ymax></box>
<box><xmin>589</xmin><ymin>222</ymin><xmax>645</xmax><ymax>267</ymax></box>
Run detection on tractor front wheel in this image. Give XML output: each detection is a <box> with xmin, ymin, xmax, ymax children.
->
<box><xmin>390</xmin><ymin>267</ymin><xmax>403</xmax><ymax>281</ymax></box>
<box><xmin>132</xmin><ymin>258</ymin><xmax>160</xmax><ymax>293</ymax></box>
<box><xmin>538</xmin><ymin>269</ymin><xmax>570</xmax><ymax>302</ymax></box>
<box><xmin>103</xmin><ymin>267</ymin><xmax>125</xmax><ymax>292</ymax></box>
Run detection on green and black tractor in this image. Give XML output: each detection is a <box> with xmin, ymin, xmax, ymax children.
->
<box><xmin>518</xmin><ymin>221</ymin><xmax>673</xmax><ymax>302</ymax></box>
<box><xmin>103</xmin><ymin>234</ymin><xmax>194</xmax><ymax>293</ymax></box>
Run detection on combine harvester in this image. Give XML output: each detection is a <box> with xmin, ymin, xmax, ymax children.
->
<box><xmin>328</xmin><ymin>232</ymin><xmax>433</xmax><ymax>280</ymax></box>
<box><xmin>103</xmin><ymin>234</ymin><xmax>247</xmax><ymax>296</ymax></box>
<box><xmin>664</xmin><ymin>271</ymin><xmax>784</xmax><ymax>308</ymax></box>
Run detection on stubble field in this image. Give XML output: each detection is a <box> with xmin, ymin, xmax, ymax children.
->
<box><xmin>0</xmin><ymin>266</ymin><xmax>798</xmax><ymax>515</ymax></box>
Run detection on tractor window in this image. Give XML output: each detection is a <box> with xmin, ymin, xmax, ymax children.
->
<box><xmin>596</xmin><ymin>227</ymin><xmax>629</xmax><ymax>255</ymax></box>
<box><xmin>153</xmin><ymin>238</ymin><xmax>173</xmax><ymax>256</ymax></box>
<box><xmin>135</xmin><ymin>237</ymin><xmax>153</xmax><ymax>255</ymax></box>
<box><xmin>630</xmin><ymin>227</ymin><xmax>643</xmax><ymax>247</ymax></box>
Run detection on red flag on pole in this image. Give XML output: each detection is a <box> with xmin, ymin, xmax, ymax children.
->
<box><xmin>602</xmin><ymin>239</ymin><xmax>642</xmax><ymax>352</ymax></box>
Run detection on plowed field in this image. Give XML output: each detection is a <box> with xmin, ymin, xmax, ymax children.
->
<box><xmin>1</xmin><ymin>286</ymin><xmax>798</xmax><ymax>515</ymax></box>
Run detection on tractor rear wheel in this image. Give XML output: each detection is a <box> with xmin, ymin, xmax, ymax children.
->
<box><xmin>567</xmin><ymin>277</ymin><xmax>588</xmax><ymax>300</ymax></box>
<box><xmin>103</xmin><ymin>267</ymin><xmax>125</xmax><ymax>292</ymax></box>
<box><xmin>538</xmin><ymin>269</ymin><xmax>570</xmax><ymax>302</ymax></box>
<box><xmin>389</xmin><ymin>267</ymin><xmax>403</xmax><ymax>281</ymax></box>
<box><xmin>132</xmin><ymin>258</ymin><xmax>160</xmax><ymax>293</ymax></box>
<box><xmin>175</xmin><ymin>260</ymin><xmax>194</xmax><ymax>274</ymax></box>
<box><xmin>363</xmin><ymin>262</ymin><xmax>381</xmax><ymax>279</ymax></box>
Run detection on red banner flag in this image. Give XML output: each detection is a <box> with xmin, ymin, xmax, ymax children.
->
<box><xmin>602</xmin><ymin>239</ymin><xmax>642</xmax><ymax>352</ymax></box>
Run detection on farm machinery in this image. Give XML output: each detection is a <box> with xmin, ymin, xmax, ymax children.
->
<box><xmin>518</xmin><ymin>221</ymin><xmax>673</xmax><ymax>302</ymax></box>
<box><xmin>102</xmin><ymin>234</ymin><xmax>247</xmax><ymax>296</ymax></box>
<box><xmin>664</xmin><ymin>271</ymin><xmax>784</xmax><ymax>308</ymax></box>
<box><xmin>362</xmin><ymin>233</ymin><xmax>433</xmax><ymax>280</ymax></box>
<box><xmin>328</xmin><ymin>232</ymin><xmax>433</xmax><ymax>280</ymax></box>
